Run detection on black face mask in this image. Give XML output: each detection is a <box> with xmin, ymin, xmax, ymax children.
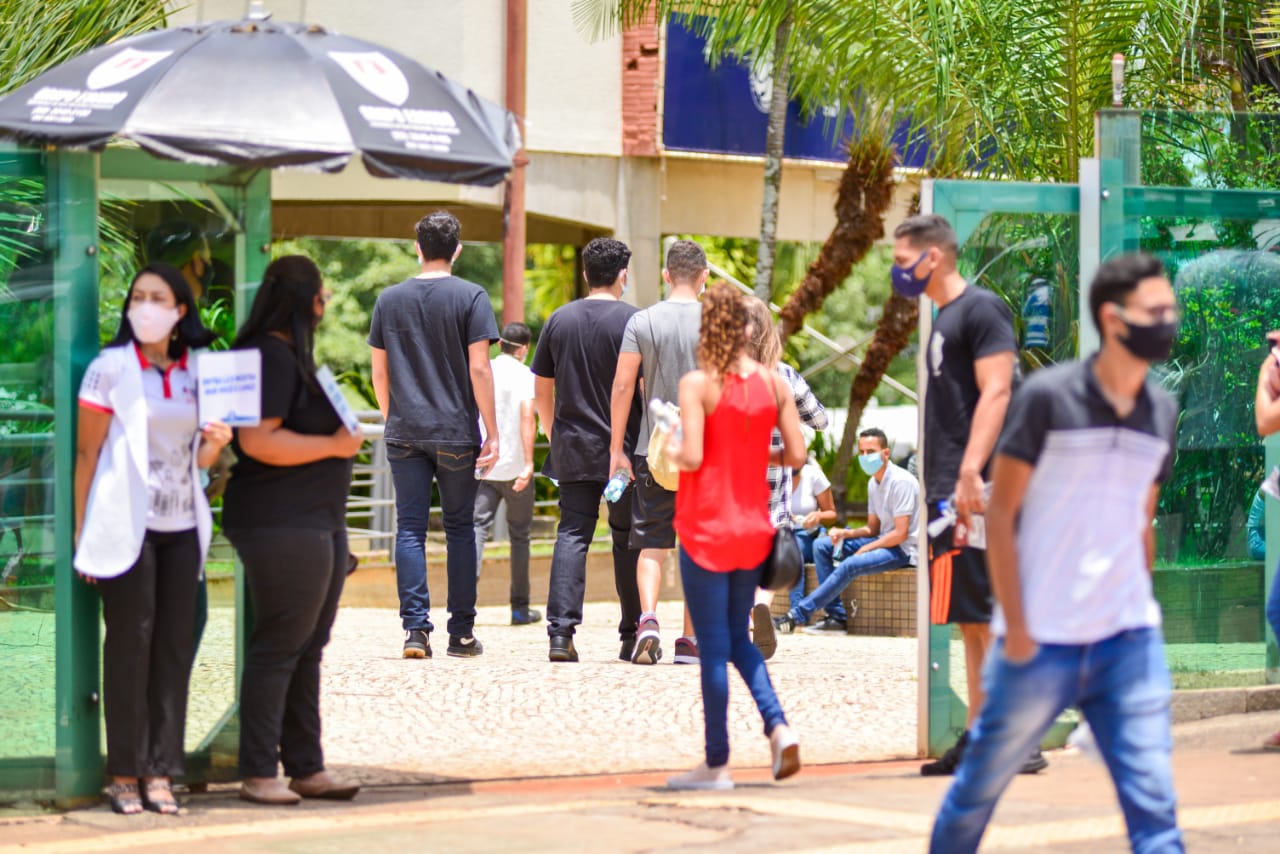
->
<box><xmin>1117</xmin><ymin>318</ymin><xmax>1178</xmax><ymax>362</ymax></box>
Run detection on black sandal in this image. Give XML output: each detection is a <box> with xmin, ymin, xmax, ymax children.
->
<box><xmin>106</xmin><ymin>781</ymin><xmax>143</xmax><ymax>815</ymax></box>
<box><xmin>142</xmin><ymin>778</ymin><xmax>180</xmax><ymax>815</ymax></box>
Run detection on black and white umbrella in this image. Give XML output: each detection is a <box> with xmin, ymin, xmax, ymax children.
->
<box><xmin>0</xmin><ymin>6</ymin><xmax>519</xmax><ymax>185</ymax></box>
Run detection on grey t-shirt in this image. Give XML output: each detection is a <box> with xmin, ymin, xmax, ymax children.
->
<box><xmin>620</xmin><ymin>299</ymin><xmax>701</xmax><ymax>449</ymax></box>
<box><xmin>867</xmin><ymin>461</ymin><xmax>920</xmax><ymax>564</ymax></box>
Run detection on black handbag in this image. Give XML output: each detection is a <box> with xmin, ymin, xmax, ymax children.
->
<box><xmin>761</xmin><ymin>524</ymin><xmax>803</xmax><ymax>591</ymax></box>
<box><xmin>759</xmin><ymin>372</ymin><xmax>803</xmax><ymax>592</ymax></box>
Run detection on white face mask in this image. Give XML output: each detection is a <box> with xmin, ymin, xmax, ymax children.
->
<box><xmin>128</xmin><ymin>303</ymin><xmax>181</xmax><ymax>344</ymax></box>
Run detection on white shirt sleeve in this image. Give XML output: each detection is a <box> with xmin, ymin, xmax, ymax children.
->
<box><xmin>78</xmin><ymin>352</ymin><xmax>119</xmax><ymax>412</ymax></box>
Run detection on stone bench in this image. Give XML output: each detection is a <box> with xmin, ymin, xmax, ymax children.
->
<box><xmin>768</xmin><ymin>564</ymin><xmax>917</xmax><ymax>638</ymax></box>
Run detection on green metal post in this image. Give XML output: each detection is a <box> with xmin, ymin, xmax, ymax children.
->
<box><xmin>235</xmin><ymin>169</ymin><xmax>271</xmax><ymax>694</ymax></box>
<box><xmin>1267</xmin><ymin>433</ymin><xmax>1280</xmax><ymax>683</ymax></box>
<box><xmin>50</xmin><ymin>150</ymin><xmax>103</xmax><ymax>806</ymax></box>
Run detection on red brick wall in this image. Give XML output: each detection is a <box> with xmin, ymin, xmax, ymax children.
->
<box><xmin>621</xmin><ymin>15</ymin><xmax>660</xmax><ymax>156</ymax></box>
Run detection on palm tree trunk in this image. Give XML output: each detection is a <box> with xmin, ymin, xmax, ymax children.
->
<box><xmin>776</xmin><ymin>134</ymin><xmax>896</xmax><ymax>338</ymax></box>
<box><xmin>753</xmin><ymin>7</ymin><xmax>791</xmax><ymax>301</ymax></box>
<box><xmin>829</xmin><ymin>292</ymin><xmax>918</xmax><ymax>516</ymax></box>
<box><xmin>774</xmin><ymin>136</ymin><xmax>912</xmax><ymax>518</ymax></box>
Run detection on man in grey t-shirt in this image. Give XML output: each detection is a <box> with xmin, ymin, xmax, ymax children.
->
<box><xmin>775</xmin><ymin>428</ymin><xmax>918</xmax><ymax>631</ymax></box>
<box><xmin>609</xmin><ymin>239</ymin><xmax>706</xmax><ymax>665</ymax></box>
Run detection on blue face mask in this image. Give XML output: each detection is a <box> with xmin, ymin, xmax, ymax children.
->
<box><xmin>890</xmin><ymin>250</ymin><xmax>931</xmax><ymax>298</ymax></box>
<box><xmin>858</xmin><ymin>452</ymin><xmax>884</xmax><ymax>476</ymax></box>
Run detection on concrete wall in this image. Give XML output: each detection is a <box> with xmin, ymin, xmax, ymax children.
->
<box><xmin>168</xmin><ymin>0</ymin><xmax>621</xmax><ymax>158</ymax></box>
<box><xmin>166</xmin><ymin>2</ymin><xmax>915</xmax><ymax>259</ymax></box>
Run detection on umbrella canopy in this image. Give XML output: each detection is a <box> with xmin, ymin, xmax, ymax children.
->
<box><xmin>0</xmin><ymin>9</ymin><xmax>519</xmax><ymax>186</ymax></box>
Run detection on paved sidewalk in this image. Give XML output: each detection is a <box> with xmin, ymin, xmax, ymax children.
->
<box><xmin>2</xmin><ymin>712</ymin><xmax>1277</xmax><ymax>852</ymax></box>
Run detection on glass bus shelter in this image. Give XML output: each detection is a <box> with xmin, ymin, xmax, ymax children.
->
<box><xmin>0</xmin><ymin>146</ymin><xmax>269</xmax><ymax>803</ymax></box>
<box><xmin>919</xmin><ymin>109</ymin><xmax>1280</xmax><ymax>756</ymax></box>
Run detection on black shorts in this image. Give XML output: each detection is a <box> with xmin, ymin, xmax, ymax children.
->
<box><xmin>629</xmin><ymin>455</ymin><xmax>676</xmax><ymax>550</ymax></box>
<box><xmin>927</xmin><ymin>505</ymin><xmax>993</xmax><ymax>625</ymax></box>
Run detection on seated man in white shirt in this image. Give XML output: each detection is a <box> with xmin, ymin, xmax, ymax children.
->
<box><xmin>775</xmin><ymin>428</ymin><xmax>918</xmax><ymax>633</ymax></box>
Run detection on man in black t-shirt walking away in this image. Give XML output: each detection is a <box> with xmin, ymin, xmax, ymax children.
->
<box><xmin>889</xmin><ymin>214</ymin><xmax>1044</xmax><ymax>776</ymax></box>
<box><xmin>532</xmin><ymin>238</ymin><xmax>644</xmax><ymax>663</ymax></box>
<box><xmin>369</xmin><ymin>211</ymin><xmax>500</xmax><ymax>661</ymax></box>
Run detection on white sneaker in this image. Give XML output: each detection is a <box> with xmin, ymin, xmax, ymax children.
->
<box><xmin>769</xmin><ymin>724</ymin><xmax>801</xmax><ymax>780</ymax></box>
<box><xmin>666</xmin><ymin>762</ymin><xmax>734</xmax><ymax>790</ymax></box>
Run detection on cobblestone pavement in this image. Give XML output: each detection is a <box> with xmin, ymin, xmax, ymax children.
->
<box><xmin>318</xmin><ymin>601</ymin><xmax>918</xmax><ymax>784</ymax></box>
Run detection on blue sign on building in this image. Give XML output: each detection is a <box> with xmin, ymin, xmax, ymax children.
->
<box><xmin>662</xmin><ymin>21</ymin><xmax>928</xmax><ymax>168</ymax></box>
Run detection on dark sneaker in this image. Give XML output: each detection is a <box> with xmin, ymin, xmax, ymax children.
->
<box><xmin>752</xmin><ymin>603</ymin><xmax>778</xmax><ymax>660</ymax></box>
<box><xmin>548</xmin><ymin>635</ymin><xmax>578</xmax><ymax>663</ymax></box>
<box><xmin>673</xmin><ymin>636</ymin><xmax>699</xmax><ymax>664</ymax></box>
<box><xmin>1020</xmin><ymin>749</ymin><xmax>1048</xmax><ymax>774</ymax></box>
<box><xmin>803</xmin><ymin>616</ymin><xmax>848</xmax><ymax>634</ymax></box>
<box><xmin>512</xmin><ymin>607</ymin><xmax>543</xmax><ymax>626</ymax></box>
<box><xmin>403</xmin><ymin>630</ymin><xmax>431</xmax><ymax>659</ymax></box>
<box><xmin>773</xmin><ymin>614</ymin><xmax>797</xmax><ymax>634</ymax></box>
<box><xmin>447</xmin><ymin>633</ymin><xmax>484</xmax><ymax>657</ymax></box>
<box><xmin>921</xmin><ymin>730</ymin><xmax>970</xmax><ymax>776</ymax></box>
<box><xmin>619</xmin><ymin>637</ymin><xmax>636</xmax><ymax>662</ymax></box>
<box><xmin>632</xmin><ymin>615</ymin><xmax>662</xmax><ymax>665</ymax></box>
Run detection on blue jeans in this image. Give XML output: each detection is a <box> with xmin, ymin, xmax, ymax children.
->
<box><xmin>792</xmin><ymin>536</ymin><xmax>910</xmax><ymax>624</ymax></box>
<box><xmin>680</xmin><ymin>547</ymin><xmax>787</xmax><ymax>768</ymax></box>
<box><xmin>387</xmin><ymin>441</ymin><xmax>479</xmax><ymax>637</ymax></box>
<box><xmin>930</xmin><ymin>628</ymin><xmax>1182</xmax><ymax>854</ymax></box>
<box><xmin>787</xmin><ymin>527</ymin><xmax>823</xmax><ymax>611</ymax></box>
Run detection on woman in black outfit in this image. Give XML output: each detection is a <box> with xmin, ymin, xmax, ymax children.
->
<box><xmin>222</xmin><ymin>255</ymin><xmax>365</xmax><ymax>805</ymax></box>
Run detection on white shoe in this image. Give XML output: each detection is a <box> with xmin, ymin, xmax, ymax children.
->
<box><xmin>666</xmin><ymin>762</ymin><xmax>734</xmax><ymax>790</ymax></box>
<box><xmin>769</xmin><ymin>724</ymin><xmax>801</xmax><ymax>780</ymax></box>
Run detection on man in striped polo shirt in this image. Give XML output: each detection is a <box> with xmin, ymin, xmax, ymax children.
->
<box><xmin>930</xmin><ymin>253</ymin><xmax>1183</xmax><ymax>853</ymax></box>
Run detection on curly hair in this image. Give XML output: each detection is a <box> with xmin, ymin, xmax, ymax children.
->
<box><xmin>697</xmin><ymin>282</ymin><xmax>748</xmax><ymax>377</ymax></box>
<box><xmin>743</xmin><ymin>296</ymin><xmax>781</xmax><ymax>369</ymax></box>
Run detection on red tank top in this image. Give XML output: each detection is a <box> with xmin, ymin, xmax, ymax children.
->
<box><xmin>674</xmin><ymin>370</ymin><xmax>778</xmax><ymax>572</ymax></box>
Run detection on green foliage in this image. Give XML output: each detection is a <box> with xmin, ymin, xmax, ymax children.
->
<box><xmin>274</xmin><ymin>237</ymin><xmax>420</xmax><ymax>375</ymax></box>
<box><xmin>1153</xmin><ymin>249</ymin><xmax>1280</xmax><ymax>564</ymax></box>
<box><xmin>0</xmin><ymin>0</ymin><xmax>169</xmax><ymax>95</ymax></box>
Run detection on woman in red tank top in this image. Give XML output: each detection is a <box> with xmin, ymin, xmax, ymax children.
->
<box><xmin>665</xmin><ymin>283</ymin><xmax>808</xmax><ymax>790</ymax></box>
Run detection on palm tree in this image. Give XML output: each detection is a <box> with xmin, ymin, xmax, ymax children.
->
<box><xmin>578</xmin><ymin>0</ymin><xmax>1257</xmax><ymax>507</ymax></box>
<box><xmin>0</xmin><ymin>0</ymin><xmax>168</xmax><ymax>94</ymax></box>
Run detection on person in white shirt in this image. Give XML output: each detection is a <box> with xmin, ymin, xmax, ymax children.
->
<box><xmin>74</xmin><ymin>263</ymin><xmax>231</xmax><ymax>816</ymax></box>
<box><xmin>784</xmin><ymin>459</ymin><xmax>837</xmax><ymax>622</ymax></box>
<box><xmin>930</xmin><ymin>253</ymin><xmax>1182</xmax><ymax>852</ymax></box>
<box><xmin>775</xmin><ymin>428</ymin><xmax>918</xmax><ymax>633</ymax></box>
<box><xmin>474</xmin><ymin>322</ymin><xmax>542</xmax><ymax>626</ymax></box>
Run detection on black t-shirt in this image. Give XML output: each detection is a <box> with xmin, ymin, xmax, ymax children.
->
<box><xmin>531</xmin><ymin>298</ymin><xmax>642</xmax><ymax>482</ymax></box>
<box><xmin>222</xmin><ymin>335</ymin><xmax>354</xmax><ymax>531</ymax></box>
<box><xmin>367</xmin><ymin>275</ymin><xmax>499</xmax><ymax>445</ymax></box>
<box><xmin>923</xmin><ymin>285</ymin><xmax>1017</xmax><ymax>504</ymax></box>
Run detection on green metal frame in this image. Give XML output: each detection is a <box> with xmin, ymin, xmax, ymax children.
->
<box><xmin>923</xmin><ymin>177</ymin><xmax>1084</xmax><ymax>757</ymax></box>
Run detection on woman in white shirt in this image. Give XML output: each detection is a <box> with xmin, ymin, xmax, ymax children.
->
<box><xmin>787</xmin><ymin>460</ymin><xmax>837</xmax><ymax>617</ymax></box>
<box><xmin>74</xmin><ymin>263</ymin><xmax>231</xmax><ymax>815</ymax></box>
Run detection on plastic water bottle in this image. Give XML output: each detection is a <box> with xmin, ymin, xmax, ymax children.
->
<box><xmin>925</xmin><ymin>483</ymin><xmax>994</xmax><ymax>538</ymax></box>
<box><xmin>603</xmin><ymin>468</ymin><xmax>630</xmax><ymax>503</ymax></box>
<box><xmin>649</xmin><ymin>398</ymin><xmax>682</xmax><ymax>440</ymax></box>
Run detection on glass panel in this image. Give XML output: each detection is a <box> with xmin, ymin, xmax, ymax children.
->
<box><xmin>929</xmin><ymin>208</ymin><xmax>1080</xmax><ymax>745</ymax></box>
<box><xmin>0</xmin><ymin>173</ymin><xmax>55</xmax><ymax>763</ymax></box>
<box><xmin>1142</xmin><ymin>230</ymin><xmax>1274</xmax><ymax>687</ymax></box>
<box><xmin>96</xmin><ymin>175</ymin><xmax>247</xmax><ymax>756</ymax></box>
